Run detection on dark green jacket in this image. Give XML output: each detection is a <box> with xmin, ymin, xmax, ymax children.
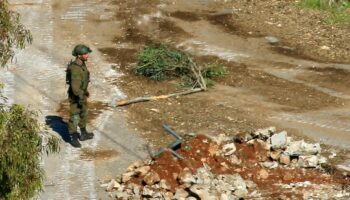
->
<box><xmin>67</xmin><ymin>58</ymin><xmax>90</xmax><ymax>100</ymax></box>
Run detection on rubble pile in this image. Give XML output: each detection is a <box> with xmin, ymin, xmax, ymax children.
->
<box><xmin>102</xmin><ymin>128</ymin><xmax>350</xmax><ymax>199</ymax></box>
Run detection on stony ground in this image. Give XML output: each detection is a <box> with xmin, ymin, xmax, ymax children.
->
<box><xmin>102</xmin><ymin>128</ymin><xmax>350</xmax><ymax>199</ymax></box>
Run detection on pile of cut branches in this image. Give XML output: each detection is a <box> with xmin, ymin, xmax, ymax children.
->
<box><xmin>134</xmin><ymin>43</ymin><xmax>227</xmax><ymax>89</ymax></box>
<box><xmin>116</xmin><ymin>44</ymin><xmax>227</xmax><ymax>106</ymax></box>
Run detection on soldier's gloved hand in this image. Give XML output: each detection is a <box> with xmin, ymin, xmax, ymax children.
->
<box><xmin>85</xmin><ymin>91</ymin><xmax>90</xmax><ymax>98</ymax></box>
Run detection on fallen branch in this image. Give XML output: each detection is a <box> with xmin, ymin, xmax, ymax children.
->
<box><xmin>116</xmin><ymin>88</ymin><xmax>204</xmax><ymax>107</ymax></box>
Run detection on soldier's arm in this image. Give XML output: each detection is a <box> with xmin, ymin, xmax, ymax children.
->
<box><xmin>70</xmin><ymin>65</ymin><xmax>84</xmax><ymax>99</ymax></box>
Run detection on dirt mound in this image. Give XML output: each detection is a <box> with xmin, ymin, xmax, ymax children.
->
<box><xmin>102</xmin><ymin>128</ymin><xmax>350</xmax><ymax>199</ymax></box>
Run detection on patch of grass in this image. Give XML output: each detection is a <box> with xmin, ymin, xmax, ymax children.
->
<box><xmin>134</xmin><ymin>44</ymin><xmax>228</xmax><ymax>88</ymax></box>
<box><xmin>299</xmin><ymin>0</ymin><xmax>350</xmax><ymax>24</ymax></box>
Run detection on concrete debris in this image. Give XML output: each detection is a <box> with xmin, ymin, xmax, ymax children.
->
<box><xmin>270</xmin><ymin>131</ymin><xmax>288</xmax><ymax>150</ymax></box>
<box><xmin>285</xmin><ymin>140</ymin><xmax>321</xmax><ymax>156</ymax></box>
<box><xmin>143</xmin><ymin>170</ymin><xmax>160</xmax><ymax>185</ymax></box>
<box><xmin>252</xmin><ymin>126</ymin><xmax>276</xmax><ymax>140</ymax></box>
<box><xmin>222</xmin><ymin>143</ymin><xmax>236</xmax><ymax>156</ymax></box>
<box><xmin>103</xmin><ymin>127</ymin><xmax>349</xmax><ymax>199</ymax></box>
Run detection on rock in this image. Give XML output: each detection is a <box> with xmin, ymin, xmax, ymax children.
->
<box><xmin>186</xmin><ymin>197</ymin><xmax>197</xmax><ymax>200</ymax></box>
<box><xmin>128</xmin><ymin>183</ymin><xmax>141</xmax><ymax>195</ymax></box>
<box><xmin>174</xmin><ymin>188</ymin><xmax>189</xmax><ymax>199</ymax></box>
<box><xmin>229</xmin><ymin>155</ymin><xmax>242</xmax><ymax>165</ymax></box>
<box><xmin>260</xmin><ymin>161</ymin><xmax>279</xmax><ymax>169</ymax></box>
<box><xmin>208</xmin><ymin>143</ymin><xmax>220</xmax><ymax>156</ymax></box>
<box><xmin>283</xmin><ymin>173</ymin><xmax>293</xmax><ymax>181</ymax></box>
<box><xmin>159</xmin><ymin>179</ymin><xmax>171</xmax><ymax>190</ymax></box>
<box><xmin>252</xmin><ymin>127</ymin><xmax>276</xmax><ymax>140</ymax></box>
<box><xmin>190</xmin><ymin>184</ymin><xmax>215</xmax><ymax>200</ymax></box>
<box><xmin>195</xmin><ymin>167</ymin><xmax>213</xmax><ymax>185</ymax></box>
<box><xmin>212</xmin><ymin>134</ymin><xmax>232</xmax><ymax>145</ymax></box>
<box><xmin>143</xmin><ymin>171</ymin><xmax>160</xmax><ymax>185</ymax></box>
<box><xmin>285</xmin><ymin>140</ymin><xmax>321</xmax><ymax>156</ymax></box>
<box><xmin>270</xmin><ymin>150</ymin><xmax>282</xmax><ymax>160</ymax></box>
<box><xmin>178</xmin><ymin>168</ymin><xmax>195</xmax><ymax>185</ymax></box>
<box><xmin>245</xmin><ymin>180</ymin><xmax>257</xmax><ymax>189</ymax></box>
<box><xmin>258</xmin><ymin>169</ymin><xmax>269</xmax><ymax>179</ymax></box>
<box><xmin>106</xmin><ymin>179</ymin><xmax>120</xmax><ymax>191</ymax></box>
<box><xmin>336</xmin><ymin>164</ymin><xmax>350</xmax><ymax>173</ymax></box>
<box><xmin>126</xmin><ymin>160</ymin><xmax>144</xmax><ymax>172</ymax></box>
<box><xmin>220</xmin><ymin>193</ymin><xmax>235</xmax><ymax>200</ymax></box>
<box><xmin>122</xmin><ymin>171</ymin><xmax>136</xmax><ymax>183</ymax></box>
<box><xmin>233</xmin><ymin>133</ymin><xmax>252</xmax><ymax>143</ymax></box>
<box><xmin>318</xmin><ymin>156</ymin><xmax>327</xmax><ymax>164</ymax></box>
<box><xmin>222</xmin><ymin>143</ymin><xmax>236</xmax><ymax>156</ymax></box>
<box><xmin>224</xmin><ymin>174</ymin><xmax>248</xmax><ymax>198</ymax></box>
<box><xmin>265</xmin><ymin>36</ymin><xmax>280</xmax><ymax>44</ymax></box>
<box><xmin>298</xmin><ymin>155</ymin><xmax>319</xmax><ymax>168</ymax></box>
<box><xmin>115</xmin><ymin>191</ymin><xmax>128</xmax><ymax>199</ymax></box>
<box><xmin>135</xmin><ymin>166</ymin><xmax>151</xmax><ymax>176</ymax></box>
<box><xmin>142</xmin><ymin>185</ymin><xmax>154</xmax><ymax>197</ymax></box>
<box><xmin>162</xmin><ymin>191</ymin><xmax>174</xmax><ymax>200</ymax></box>
<box><xmin>279</xmin><ymin>154</ymin><xmax>291</xmax><ymax>165</ymax></box>
<box><xmin>270</xmin><ymin>131</ymin><xmax>288</xmax><ymax>149</ymax></box>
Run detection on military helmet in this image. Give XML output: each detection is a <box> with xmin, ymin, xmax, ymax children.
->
<box><xmin>72</xmin><ymin>44</ymin><xmax>92</xmax><ymax>56</ymax></box>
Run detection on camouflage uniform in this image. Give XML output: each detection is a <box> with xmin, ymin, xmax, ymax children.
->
<box><xmin>67</xmin><ymin>58</ymin><xmax>90</xmax><ymax>134</ymax></box>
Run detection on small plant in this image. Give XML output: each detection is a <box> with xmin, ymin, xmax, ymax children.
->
<box><xmin>299</xmin><ymin>0</ymin><xmax>350</xmax><ymax>25</ymax></box>
<box><xmin>134</xmin><ymin>44</ymin><xmax>228</xmax><ymax>88</ymax></box>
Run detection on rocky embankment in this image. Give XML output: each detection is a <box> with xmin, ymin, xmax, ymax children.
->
<box><xmin>101</xmin><ymin>128</ymin><xmax>350</xmax><ymax>199</ymax></box>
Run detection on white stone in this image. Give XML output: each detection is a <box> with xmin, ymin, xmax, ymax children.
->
<box><xmin>122</xmin><ymin>171</ymin><xmax>136</xmax><ymax>183</ymax></box>
<box><xmin>298</xmin><ymin>155</ymin><xmax>319</xmax><ymax>168</ymax></box>
<box><xmin>143</xmin><ymin>171</ymin><xmax>160</xmax><ymax>185</ymax></box>
<box><xmin>190</xmin><ymin>184</ymin><xmax>215</xmax><ymax>200</ymax></box>
<box><xmin>142</xmin><ymin>185</ymin><xmax>154</xmax><ymax>197</ymax></box>
<box><xmin>270</xmin><ymin>131</ymin><xmax>288</xmax><ymax>149</ymax></box>
<box><xmin>260</xmin><ymin>161</ymin><xmax>279</xmax><ymax>169</ymax></box>
<box><xmin>285</xmin><ymin>140</ymin><xmax>321</xmax><ymax>156</ymax></box>
<box><xmin>178</xmin><ymin>168</ymin><xmax>195</xmax><ymax>184</ymax></box>
<box><xmin>222</xmin><ymin>143</ymin><xmax>236</xmax><ymax>156</ymax></box>
<box><xmin>252</xmin><ymin>127</ymin><xmax>276</xmax><ymax>140</ymax></box>
<box><xmin>174</xmin><ymin>188</ymin><xmax>189</xmax><ymax>199</ymax></box>
<box><xmin>106</xmin><ymin>179</ymin><xmax>120</xmax><ymax>191</ymax></box>
<box><xmin>265</xmin><ymin>36</ymin><xmax>280</xmax><ymax>44</ymax></box>
<box><xmin>135</xmin><ymin>166</ymin><xmax>151</xmax><ymax>176</ymax></box>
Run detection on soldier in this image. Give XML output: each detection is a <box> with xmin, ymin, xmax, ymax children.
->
<box><xmin>66</xmin><ymin>44</ymin><xmax>94</xmax><ymax>148</ymax></box>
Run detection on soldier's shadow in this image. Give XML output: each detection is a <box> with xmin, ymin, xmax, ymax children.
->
<box><xmin>45</xmin><ymin>115</ymin><xmax>70</xmax><ymax>143</ymax></box>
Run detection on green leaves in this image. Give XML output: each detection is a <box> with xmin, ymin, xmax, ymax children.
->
<box><xmin>0</xmin><ymin>0</ymin><xmax>33</xmax><ymax>67</ymax></box>
<box><xmin>0</xmin><ymin>100</ymin><xmax>60</xmax><ymax>199</ymax></box>
<box><xmin>134</xmin><ymin>43</ymin><xmax>228</xmax><ymax>88</ymax></box>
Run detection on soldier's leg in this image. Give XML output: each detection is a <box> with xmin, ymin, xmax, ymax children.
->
<box><xmin>68</xmin><ymin>100</ymin><xmax>80</xmax><ymax>134</ymax></box>
<box><xmin>79</xmin><ymin>98</ymin><xmax>94</xmax><ymax>141</ymax></box>
<box><xmin>78</xmin><ymin>98</ymin><xmax>88</xmax><ymax>129</ymax></box>
<box><xmin>68</xmin><ymin>100</ymin><xmax>82</xmax><ymax>148</ymax></box>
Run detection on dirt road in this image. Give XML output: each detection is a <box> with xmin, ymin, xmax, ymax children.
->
<box><xmin>4</xmin><ymin>0</ymin><xmax>146</xmax><ymax>199</ymax></box>
<box><xmin>2</xmin><ymin>0</ymin><xmax>350</xmax><ymax>199</ymax></box>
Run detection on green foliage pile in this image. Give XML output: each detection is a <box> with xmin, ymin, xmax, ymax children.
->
<box><xmin>134</xmin><ymin>44</ymin><xmax>227</xmax><ymax>88</ymax></box>
<box><xmin>0</xmin><ymin>0</ymin><xmax>33</xmax><ymax>66</ymax></box>
<box><xmin>300</xmin><ymin>0</ymin><xmax>350</xmax><ymax>24</ymax></box>
<box><xmin>0</xmin><ymin>92</ymin><xmax>60</xmax><ymax>199</ymax></box>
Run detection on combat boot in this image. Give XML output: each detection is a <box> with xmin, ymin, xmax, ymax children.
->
<box><xmin>80</xmin><ymin>127</ymin><xmax>94</xmax><ymax>141</ymax></box>
<box><xmin>70</xmin><ymin>133</ymin><xmax>82</xmax><ymax>148</ymax></box>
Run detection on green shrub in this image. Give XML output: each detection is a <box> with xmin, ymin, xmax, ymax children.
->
<box><xmin>0</xmin><ymin>94</ymin><xmax>59</xmax><ymax>199</ymax></box>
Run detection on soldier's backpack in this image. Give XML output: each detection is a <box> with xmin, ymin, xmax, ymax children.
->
<box><xmin>65</xmin><ymin>60</ymin><xmax>74</xmax><ymax>85</ymax></box>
